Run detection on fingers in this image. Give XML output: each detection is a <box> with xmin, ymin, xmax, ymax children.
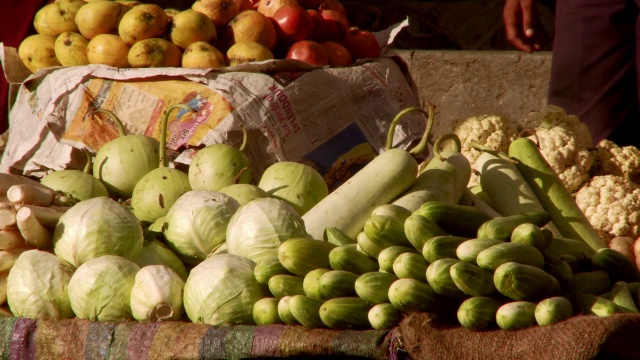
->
<box><xmin>502</xmin><ymin>0</ymin><xmax>541</xmax><ymax>52</ymax></box>
<box><xmin>519</xmin><ymin>0</ymin><xmax>542</xmax><ymax>51</ymax></box>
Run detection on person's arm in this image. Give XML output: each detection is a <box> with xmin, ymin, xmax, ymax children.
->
<box><xmin>503</xmin><ymin>0</ymin><xmax>544</xmax><ymax>53</ymax></box>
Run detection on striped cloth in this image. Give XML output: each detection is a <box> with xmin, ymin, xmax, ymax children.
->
<box><xmin>0</xmin><ymin>317</ymin><xmax>398</xmax><ymax>360</ymax></box>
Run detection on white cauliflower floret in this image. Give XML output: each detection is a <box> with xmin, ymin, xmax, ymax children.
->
<box><xmin>520</xmin><ymin>105</ymin><xmax>594</xmax><ymax>193</ymax></box>
<box><xmin>436</xmin><ymin>114</ymin><xmax>515</xmax><ymax>186</ymax></box>
<box><xmin>591</xmin><ymin>139</ymin><xmax>640</xmax><ymax>182</ymax></box>
<box><xmin>574</xmin><ymin>175</ymin><xmax>640</xmax><ymax>243</ymax></box>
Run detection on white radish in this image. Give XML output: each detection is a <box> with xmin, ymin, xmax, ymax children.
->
<box><xmin>0</xmin><ymin>203</ymin><xmax>16</xmax><ymax>229</ymax></box>
<box><xmin>0</xmin><ymin>229</ymin><xmax>27</xmax><ymax>250</ymax></box>
<box><xmin>14</xmin><ymin>204</ymin><xmax>68</xmax><ymax>229</ymax></box>
<box><xmin>16</xmin><ymin>207</ymin><xmax>53</xmax><ymax>249</ymax></box>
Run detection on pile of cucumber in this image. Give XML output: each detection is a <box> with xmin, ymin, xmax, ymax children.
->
<box><xmin>252</xmin><ymin>203</ymin><xmax>640</xmax><ymax>331</ymax></box>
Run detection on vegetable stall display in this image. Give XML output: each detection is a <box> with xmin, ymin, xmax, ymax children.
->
<box><xmin>1</xmin><ymin>103</ymin><xmax>640</xmax><ymax>341</ymax></box>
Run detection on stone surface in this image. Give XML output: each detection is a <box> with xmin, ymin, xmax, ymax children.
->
<box><xmin>404</xmin><ymin>50</ymin><xmax>552</xmax><ymax>136</ymax></box>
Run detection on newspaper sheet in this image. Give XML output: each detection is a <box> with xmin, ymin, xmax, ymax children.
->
<box><xmin>0</xmin><ymin>40</ymin><xmax>424</xmax><ymax>186</ymax></box>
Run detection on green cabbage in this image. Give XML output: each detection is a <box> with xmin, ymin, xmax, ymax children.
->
<box><xmin>183</xmin><ymin>254</ymin><xmax>268</xmax><ymax>325</ymax></box>
<box><xmin>226</xmin><ymin>198</ymin><xmax>307</xmax><ymax>263</ymax></box>
<box><xmin>130</xmin><ymin>265</ymin><xmax>184</xmax><ymax>322</ymax></box>
<box><xmin>163</xmin><ymin>191</ymin><xmax>240</xmax><ymax>265</ymax></box>
<box><xmin>6</xmin><ymin>249</ymin><xmax>75</xmax><ymax>319</ymax></box>
<box><xmin>135</xmin><ymin>239</ymin><xmax>189</xmax><ymax>281</ymax></box>
<box><xmin>53</xmin><ymin>197</ymin><xmax>144</xmax><ymax>268</ymax></box>
<box><xmin>68</xmin><ymin>255</ymin><xmax>140</xmax><ymax>321</ymax></box>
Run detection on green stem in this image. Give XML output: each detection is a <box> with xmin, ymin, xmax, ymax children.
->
<box><xmin>470</xmin><ymin>141</ymin><xmax>514</xmax><ymax>162</ymax></box>
<box><xmin>82</xmin><ymin>148</ymin><xmax>92</xmax><ymax>174</ymax></box>
<box><xmin>239</xmin><ymin>126</ymin><xmax>248</xmax><ymax>152</ymax></box>
<box><xmin>159</xmin><ymin>104</ymin><xmax>195</xmax><ymax>168</ymax></box>
<box><xmin>385</xmin><ymin>102</ymin><xmax>435</xmax><ymax>155</ymax></box>
<box><xmin>433</xmin><ymin>133</ymin><xmax>462</xmax><ymax>160</ymax></box>
<box><xmin>91</xmin><ymin>109</ymin><xmax>126</xmax><ymax>137</ymax></box>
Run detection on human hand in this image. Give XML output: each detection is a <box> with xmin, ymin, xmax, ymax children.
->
<box><xmin>502</xmin><ymin>0</ymin><xmax>544</xmax><ymax>52</ymax></box>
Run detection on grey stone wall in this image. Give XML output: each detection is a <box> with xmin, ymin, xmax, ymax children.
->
<box><xmin>404</xmin><ymin>50</ymin><xmax>552</xmax><ymax>132</ymax></box>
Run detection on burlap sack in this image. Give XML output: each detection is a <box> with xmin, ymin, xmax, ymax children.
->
<box><xmin>399</xmin><ymin>312</ymin><xmax>640</xmax><ymax>360</ymax></box>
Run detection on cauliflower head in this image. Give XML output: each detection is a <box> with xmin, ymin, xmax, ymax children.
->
<box><xmin>591</xmin><ymin>139</ymin><xmax>640</xmax><ymax>183</ymax></box>
<box><xmin>520</xmin><ymin>105</ymin><xmax>594</xmax><ymax>193</ymax></box>
<box><xmin>574</xmin><ymin>175</ymin><xmax>640</xmax><ymax>243</ymax></box>
<box><xmin>437</xmin><ymin>114</ymin><xmax>515</xmax><ymax>186</ymax></box>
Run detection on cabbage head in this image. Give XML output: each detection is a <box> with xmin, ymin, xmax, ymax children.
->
<box><xmin>183</xmin><ymin>254</ymin><xmax>268</xmax><ymax>325</ymax></box>
<box><xmin>6</xmin><ymin>249</ymin><xmax>75</xmax><ymax>319</ymax></box>
<box><xmin>226</xmin><ymin>198</ymin><xmax>307</xmax><ymax>263</ymax></box>
<box><xmin>135</xmin><ymin>239</ymin><xmax>188</xmax><ymax>281</ymax></box>
<box><xmin>163</xmin><ymin>191</ymin><xmax>240</xmax><ymax>265</ymax></box>
<box><xmin>53</xmin><ymin>197</ymin><xmax>144</xmax><ymax>268</ymax></box>
<box><xmin>68</xmin><ymin>255</ymin><xmax>140</xmax><ymax>321</ymax></box>
<box><xmin>130</xmin><ymin>265</ymin><xmax>184</xmax><ymax>322</ymax></box>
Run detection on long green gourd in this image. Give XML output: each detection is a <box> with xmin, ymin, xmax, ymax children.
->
<box><xmin>302</xmin><ymin>106</ymin><xmax>433</xmax><ymax>240</ymax></box>
<box><xmin>508</xmin><ymin>137</ymin><xmax>605</xmax><ymax>251</ymax></box>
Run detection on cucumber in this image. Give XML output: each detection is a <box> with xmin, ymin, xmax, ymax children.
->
<box><xmin>425</xmin><ymin>258</ymin><xmax>467</xmax><ymax>299</ymax></box>
<box><xmin>329</xmin><ymin>245</ymin><xmax>378</xmax><ymax>275</ymax></box>
<box><xmin>422</xmin><ymin>235</ymin><xmax>468</xmax><ymax>263</ymax></box>
<box><xmin>317</xmin><ymin>270</ymin><xmax>358</xmax><ymax>300</ymax></box>
<box><xmin>508</xmin><ymin>137</ymin><xmax>606</xmax><ymax>251</ymax></box>
<box><xmin>628</xmin><ymin>282</ymin><xmax>640</xmax><ymax>308</ymax></box>
<box><xmin>455</xmin><ymin>238</ymin><xmax>505</xmax><ymax>265</ymax></box>
<box><xmin>567</xmin><ymin>270</ymin><xmax>611</xmax><ymax>296</ymax></box>
<box><xmin>591</xmin><ymin>248</ymin><xmax>640</xmax><ymax>283</ymax></box>
<box><xmin>324</xmin><ymin>227</ymin><xmax>357</xmax><ymax>246</ymax></box>
<box><xmin>364</xmin><ymin>214</ymin><xmax>412</xmax><ymax>254</ymax></box>
<box><xmin>368</xmin><ymin>303</ymin><xmax>404</xmax><ymax>330</ymax></box>
<box><xmin>496</xmin><ymin>301</ymin><xmax>538</xmax><ymax>330</ymax></box>
<box><xmin>456</xmin><ymin>296</ymin><xmax>503</xmax><ymax>331</ymax></box>
<box><xmin>416</xmin><ymin>201</ymin><xmax>492</xmax><ymax>238</ymax></box>
<box><xmin>544</xmin><ymin>236</ymin><xmax>595</xmax><ymax>260</ymax></box>
<box><xmin>303</xmin><ymin>268</ymin><xmax>331</xmax><ymax>300</ymax></box>
<box><xmin>476</xmin><ymin>242</ymin><xmax>545</xmax><ymax>271</ymax></box>
<box><xmin>254</xmin><ymin>255</ymin><xmax>291</xmax><ymax>285</ymax></box>
<box><xmin>403</xmin><ymin>214</ymin><xmax>447</xmax><ymax>252</ymax></box>
<box><xmin>277</xmin><ymin>296</ymin><xmax>299</xmax><ymax>325</ymax></box>
<box><xmin>356</xmin><ymin>231</ymin><xmax>385</xmax><ymax>259</ymax></box>
<box><xmin>510</xmin><ymin>223</ymin><xmax>552</xmax><ymax>250</ymax></box>
<box><xmin>253</xmin><ymin>297</ymin><xmax>284</xmax><ymax>325</ymax></box>
<box><xmin>558</xmin><ymin>254</ymin><xmax>582</xmax><ymax>273</ymax></box>
<box><xmin>302</xmin><ymin>148</ymin><xmax>418</xmax><ymax>240</ymax></box>
<box><xmin>542</xmin><ymin>253</ymin><xmax>573</xmax><ymax>287</ymax></box>
<box><xmin>571</xmin><ymin>293</ymin><xmax>619</xmax><ymax>317</ymax></box>
<box><xmin>278</xmin><ymin>238</ymin><xmax>336</xmax><ymax>277</ymax></box>
<box><xmin>450</xmin><ymin>261</ymin><xmax>497</xmax><ymax>297</ymax></box>
<box><xmin>476</xmin><ymin>211</ymin><xmax>551</xmax><ymax>241</ymax></box>
<box><xmin>393</xmin><ymin>252</ymin><xmax>429</xmax><ymax>281</ymax></box>
<box><xmin>378</xmin><ymin>246</ymin><xmax>418</xmax><ymax>274</ymax></box>
<box><xmin>534</xmin><ymin>296</ymin><xmax>573</xmax><ymax>326</ymax></box>
<box><xmin>289</xmin><ymin>295</ymin><xmax>325</xmax><ymax>328</ymax></box>
<box><xmin>601</xmin><ymin>281</ymin><xmax>639</xmax><ymax>313</ymax></box>
<box><xmin>371</xmin><ymin>204</ymin><xmax>412</xmax><ymax>222</ymax></box>
<box><xmin>392</xmin><ymin>147</ymin><xmax>471</xmax><ymax>212</ymax></box>
<box><xmin>458</xmin><ymin>187</ymin><xmax>502</xmax><ymax>219</ymax></box>
<box><xmin>268</xmin><ymin>274</ymin><xmax>305</xmax><ymax>298</ymax></box>
<box><xmin>388</xmin><ymin>278</ymin><xmax>454</xmax><ymax>314</ymax></box>
<box><xmin>319</xmin><ymin>297</ymin><xmax>372</xmax><ymax>329</ymax></box>
<box><xmin>494</xmin><ymin>262</ymin><xmax>561</xmax><ymax>301</ymax></box>
<box><xmin>354</xmin><ymin>272</ymin><xmax>398</xmax><ymax>305</ymax></box>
